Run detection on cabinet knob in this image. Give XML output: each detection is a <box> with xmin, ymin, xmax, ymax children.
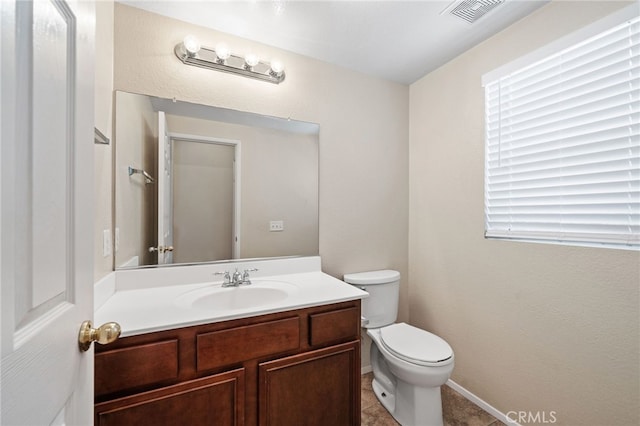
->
<box><xmin>78</xmin><ymin>320</ymin><xmax>121</xmax><ymax>352</ymax></box>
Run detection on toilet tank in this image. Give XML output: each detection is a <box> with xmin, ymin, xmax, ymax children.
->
<box><xmin>343</xmin><ymin>270</ymin><xmax>400</xmax><ymax>328</ymax></box>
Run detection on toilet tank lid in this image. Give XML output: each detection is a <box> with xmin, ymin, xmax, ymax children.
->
<box><xmin>343</xmin><ymin>270</ymin><xmax>400</xmax><ymax>285</ymax></box>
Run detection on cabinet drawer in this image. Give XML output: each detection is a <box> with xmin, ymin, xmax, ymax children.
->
<box><xmin>197</xmin><ymin>316</ymin><xmax>300</xmax><ymax>372</ymax></box>
<box><xmin>95</xmin><ymin>368</ymin><xmax>245</xmax><ymax>426</ymax></box>
<box><xmin>309</xmin><ymin>307</ymin><xmax>360</xmax><ymax>346</ymax></box>
<box><xmin>95</xmin><ymin>339</ymin><xmax>179</xmax><ymax>397</ymax></box>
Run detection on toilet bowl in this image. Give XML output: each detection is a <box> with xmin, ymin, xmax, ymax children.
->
<box><xmin>343</xmin><ymin>270</ymin><xmax>454</xmax><ymax>426</ymax></box>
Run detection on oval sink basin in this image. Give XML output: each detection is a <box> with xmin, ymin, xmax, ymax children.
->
<box><xmin>193</xmin><ymin>287</ymin><xmax>287</xmax><ymax>310</ymax></box>
<box><xmin>176</xmin><ymin>280</ymin><xmax>298</xmax><ymax>311</ymax></box>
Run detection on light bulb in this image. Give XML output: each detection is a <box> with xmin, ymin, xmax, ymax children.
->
<box><xmin>244</xmin><ymin>53</ymin><xmax>259</xmax><ymax>68</ymax></box>
<box><xmin>182</xmin><ymin>35</ymin><xmax>201</xmax><ymax>56</ymax></box>
<box><xmin>215</xmin><ymin>43</ymin><xmax>230</xmax><ymax>61</ymax></box>
<box><xmin>270</xmin><ymin>60</ymin><xmax>284</xmax><ymax>75</ymax></box>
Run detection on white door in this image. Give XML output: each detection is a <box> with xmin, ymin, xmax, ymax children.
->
<box><xmin>172</xmin><ymin>139</ymin><xmax>235</xmax><ymax>262</ymax></box>
<box><xmin>1</xmin><ymin>0</ymin><xmax>96</xmax><ymax>424</ymax></box>
<box><xmin>157</xmin><ymin>111</ymin><xmax>174</xmax><ymax>264</ymax></box>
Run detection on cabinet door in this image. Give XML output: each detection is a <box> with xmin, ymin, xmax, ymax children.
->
<box><xmin>95</xmin><ymin>369</ymin><xmax>244</xmax><ymax>426</ymax></box>
<box><xmin>259</xmin><ymin>341</ymin><xmax>360</xmax><ymax>426</ymax></box>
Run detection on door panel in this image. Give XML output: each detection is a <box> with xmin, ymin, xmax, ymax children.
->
<box><xmin>1</xmin><ymin>0</ymin><xmax>95</xmax><ymax>424</ymax></box>
<box><xmin>25</xmin><ymin>0</ymin><xmax>73</xmax><ymax>318</ymax></box>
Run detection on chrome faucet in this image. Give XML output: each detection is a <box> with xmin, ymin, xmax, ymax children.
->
<box><xmin>215</xmin><ymin>268</ymin><xmax>259</xmax><ymax>287</ymax></box>
<box><xmin>232</xmin><ymin>269</ymin><xmax>243</xmax><ymax>285</ymax></box>
<box><xmin>214</xmin><ymin>271</ymin><xmax>232</xmax><ymax>286</ymax></box>
<box><xmin>242</xmin><ymin>268</ymin><xmax>258</xmax><ymax>285</ymax></box>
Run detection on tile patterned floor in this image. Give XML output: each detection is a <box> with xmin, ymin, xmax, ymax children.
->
<box><xmin>361</xmin><ymin>373</ymin><xmax>506</xmax><ymax>426</ymax></box>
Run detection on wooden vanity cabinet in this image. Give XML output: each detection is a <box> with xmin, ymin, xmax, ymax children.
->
<box><xmin>94</xmin><ymin>300</ymin><xmax>361</xmax><ymax>426</ymax></box>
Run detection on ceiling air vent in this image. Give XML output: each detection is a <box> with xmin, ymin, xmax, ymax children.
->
<box><xmin>447</xmin><ymin>0</ymin><xmax>505</xmax><ymax>24</ymax></box>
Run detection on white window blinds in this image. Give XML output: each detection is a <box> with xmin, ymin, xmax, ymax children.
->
<box><xmin>484</xmin><ymin>15</ymin><xmax>640</xmax><ymax>249</ymax></box>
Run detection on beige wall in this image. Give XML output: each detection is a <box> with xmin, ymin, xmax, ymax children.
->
<box><xmin>94</xmin><ymin>0</ymin><xmax>114</xmax><ymax>281</ymax></box>
<box><xmin>166</xmin><ymin>115</ymin><xmax>319</xmax><ymax>261</ymax></box>
<box><xmin>408</xmin><ymin>2</ymin><xmax>639</xmax><ymax>425</ymax></box>
<box><xmin>114</xmin><ymin>92</ymin><xmax>157</xmax><ymax>267</ymax></box>
<box><xmin>112</xmin><ymin>3</ymin><xmax>410</xmax><ymax>315</ymax></box>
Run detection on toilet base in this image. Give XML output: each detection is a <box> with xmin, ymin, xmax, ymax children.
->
<box><xmin>372</xmin><ymin>375</ymin><xmax>444</xmax><ymax>426</ymax></box>
<box><xmin>372</xmin><ymin>377</ymin><xmax>396</xmax><ymax>415</ymax></box>
<box><xmin>396</xmin><ymin>379</ymin><xmax>444</xmax><ymax>426</ymax></box>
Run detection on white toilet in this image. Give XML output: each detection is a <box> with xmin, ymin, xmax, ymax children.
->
<box><xmin>344</xmin><ymin>270</ymin><xmax>454</xmax><ymax>426</ymax></box>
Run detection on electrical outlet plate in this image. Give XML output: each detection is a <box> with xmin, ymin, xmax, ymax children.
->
<box><xmin>269</xmin><ymin>220</ymin><xmax>284</xmax><ymax>232</ymax></box>
<box><xmin>103</xmin><ymin>229</ymin><xmax>112</xmax><ymax>257</ymax></box>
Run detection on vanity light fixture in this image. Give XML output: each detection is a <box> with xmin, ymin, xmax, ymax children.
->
<box><xmin>174</xmin><ymin>36</ymin><xmax>285</xmax><ymax>84</ymax></box>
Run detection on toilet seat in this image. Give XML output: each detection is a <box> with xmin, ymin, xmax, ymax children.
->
<box><xmin>380</xmin><ymin>323</ymin><xmax>453</xmax><ymax>366</ymax></box>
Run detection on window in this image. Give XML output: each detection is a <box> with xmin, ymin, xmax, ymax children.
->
<box><xmin>483</xmin><ymin>11</ymin><xmax>639</xmax><ymax>249</ymax></box>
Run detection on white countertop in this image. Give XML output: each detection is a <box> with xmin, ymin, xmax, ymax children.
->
<box><xmin>95</xmin><ymin>266</ymin><xmax>368</xmax><ymax>337</ymax></box>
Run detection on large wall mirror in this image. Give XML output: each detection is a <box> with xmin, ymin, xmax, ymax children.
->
<box><xmin>114</xmin><ymin>91</ymin><xmax>319</xmax><ymax>269</ymax></box>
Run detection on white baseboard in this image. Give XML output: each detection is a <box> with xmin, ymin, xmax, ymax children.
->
<box><xmin>446</xmin><ymin>379</ymin><xmax>519</xmax><ymax>426</ymax></box>
<box><xmin>361</xmin><ymin>365</ymin><xmax>372</xmax><ymax>375</ymax></box>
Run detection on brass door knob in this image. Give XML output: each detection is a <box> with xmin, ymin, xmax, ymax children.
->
<box><xmin>78</xmin><ymin>320</ymin><xmax>121</xmax><ymax>352</ymax></box>
<box><xmin>148</xmin><ymin>245</ymin><xmax>174</xmax><ymax>253</ymax></box>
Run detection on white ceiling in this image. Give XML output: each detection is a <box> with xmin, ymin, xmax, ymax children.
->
<box><xmin>120</xmin><ymin>0</ymin><xmax>549</xmax><ymax>85</ymax></box>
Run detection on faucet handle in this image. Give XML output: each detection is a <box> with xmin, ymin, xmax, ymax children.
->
<box><xmin>241</xmin><ymin>268</ymin><xmax>258</xmax><ymax>285</ymax></box>
<box><xmin>214</xmin><ymin>271</ymin><xmax>231</xmax><ymax>285</ymax></box>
